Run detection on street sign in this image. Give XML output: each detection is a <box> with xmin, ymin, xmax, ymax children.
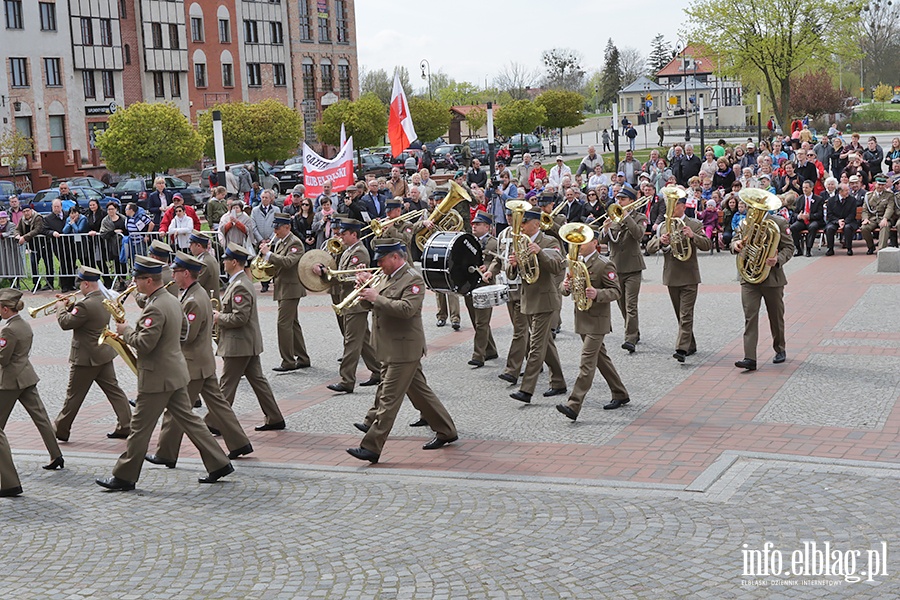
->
<box><xmin>645</xmin><ymin>100</ymin><xmax>653</xmax><ymax>109</ymax></box>
<box><xmin>668</xmin><ymin>97</ymin><xmax>678</xmax><ymax>105</ymax></box>
<box><xmin>645</xmin><ymin>94</ymin><xmax>652</xmax><ymax>101</ymax></box>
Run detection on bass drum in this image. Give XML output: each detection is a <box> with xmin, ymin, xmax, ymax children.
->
<box><xmin>421</xmin><ymin>231</ymin><xmax>483</xmax><ymax>295</ymax></box>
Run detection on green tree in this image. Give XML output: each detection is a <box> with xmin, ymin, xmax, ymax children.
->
<box><xmin>494</xmin><ymin>100</ymin><xmax>546</xmax><ymax>138</ymax></box>
<box><xmin>599</xmin><ymin>39</ymin><xmax>622</xmax><ymax>108</ymax></box>
<box><xmin>315</xmin><ymin>94</ymin><xmax>388</xmax><ymax>176</ymax></box>
<box><xmin>789</xmin><ymin>69</ymin><xmax>846</xmax><ymax>118</ymax></box>
<box><xmin>536</xmin><ymin>90</ymin><xmax>585</xmax><ymax>154</ymax></box>
<box><xmin>647</xmin><ymin>34</ymin><xmax>671</xmax><ymax>81</ymax></box>
<box><xmin>873</xmin><ymin>82</ymin><xmax>893</xmax><ymax>106</ymax></box>
<box><xmin>685</xmin><ymin>0</ymin><xmax>861</xmax><ymax>127</ymax></box>
<box><xmin>360</xmin><ymin>67</ymin><xmax>392</xmax><ymax>105</ymax></box>
<box><xmin>0</xmin><ymin>126</ymin><xmax>33</xmax><ymax>172</ymax></box>
<box><xmin>541</xmin><ymin>48</ymin><xmax>586</xmax><ymax>91</ymax></box>
<box><xmin>197</xmin><ymin>100</ymin><xmax>303</xmax><ymax>166</ymax></box>
<box><xmin>408</xmin><ymin>97</ymin><xmax>451</xmax><ymax>142</ymax></box>
<box><xmin>466</xmin><ymin>107</ymin><xmax>487</xmax><ymax>137</ymax></box>
<box><xmin>437</xmin><ymin>81</ymin><xmax>483</xmax><ymax>106</ymax></box>
<box><xmin>95</xmin><ymin>102</ymin><xmax>202</xmax><ymax>176</ymax></box>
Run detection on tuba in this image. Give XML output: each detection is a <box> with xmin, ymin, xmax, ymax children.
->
<box><xmin>660</xmin><ymin>186</ymin><xmax>692</xmax><ymax>262</ymax></box>
<box><xmin>414</xmin><ymin>181</ymin><xmax>469</xmax><ymax>250</ymax></box>
<box><xmin>506</xmin><ymin>199</ymin><xmax>539</xmax><ymax>284</ymax></box>
<box><xmin>559</xmin><ymin>222</ymin><xmax>595</xmax><ymax>311</ymax></box>
<box><xmin>98</xmin><ymin>282</ymin><xmax>138</xmax><ymax>375</ymax></box>
<box><xmin>736</xmin><ymin>188</ymin><xmax>783</xmax><ymax>284</ymax></box>
<box><xmin>250</xmin><ymin>233</ymin><xmax>278</xmax><ymax>282</ymax></box>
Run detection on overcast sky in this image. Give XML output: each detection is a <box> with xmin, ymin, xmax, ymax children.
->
<box><xmin>355</xmin><ymin>0</ymin><xmax>690</xmax><ymax>93</ymax></box>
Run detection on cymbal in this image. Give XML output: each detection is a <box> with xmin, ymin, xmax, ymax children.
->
<box><xmin>298</xmin><ymin>249</ymin><xmax>336</xmax><ymax>293</ymax></box>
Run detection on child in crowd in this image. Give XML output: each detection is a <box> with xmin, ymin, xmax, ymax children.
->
<box><xmin>698</xmin><ymin>199</ymin><xmax>722</xmax><ymax>252</ymax></box>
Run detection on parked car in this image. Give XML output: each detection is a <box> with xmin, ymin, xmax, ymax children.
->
<box><xmin>363</xmin><ymin>146</ymin><xmax>392</xmax><ymax>162</ymax></box>
<box><xmin>31</xmin><ymin>186</ymin><xmax>116</xmax><ymax>214</ymax></box>
<box><xmin>354</xmin><ymin>154</ymin><xmax>393</xmax><ymax>178</ymax></box>
<box><xmin>54</xmin><ymin>176</ymin><xmax>114</xmax><ymax>195</ymax></box>
<box><xmin>466</xmin><ymin>138</ymin><xmax>491</xmax><ymax>164</ymax></box>
<box><xmin>507</xmin><ymin>133</ymin><xmax>544</xmax><ymax>159</ymax></box>
<box><xmin>390</xmin><ymin>148</ymin><xmax>423</xmax><ymax>175</ymax></box>
<box><xmin>0</xmin><ymin>180</ymin><xmax>36</xmax><ymax>205</ymax></box>
<box><xmin>891</xmin><ymin>95</ymin><xmax>900</xmax><ymax>104</ymax></box>
<box><xmin>274</xmin><ymin>163</ymin><xmax>306</xmax><ymax>190</ymax></box>
<box><xmin>421</xmin><ymin>138</ymin><xmax>445</xmax><ymax>152</ymax></box>
<box><xmin>432</xmin><ymin>144</ymin><xmax>464</xmax><ymax>171</ymax></box>
<box><xmin>201</xmin><ymin>163</ymin><xmax>281</xmax><ymax>194</ymax></box>
<box><xmin>110</xmin><ymin>176</ymin><xmax>208</xmax><ymax>209</ymax></box>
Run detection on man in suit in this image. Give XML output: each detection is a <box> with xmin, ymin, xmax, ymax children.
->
<box><xmin>96</xmin><ymin>256</ymin><xmax>233</xmax><ymax>491</ymax></box>
<box><xmin>189</xmin><ymin>230</ymin><xmax>221</xmax><ymax>302</ymax></box>
<box><xmin>145</xmin><ymin>253</ymin><xmax>252</xmax><ymax>468</ymax></box>
<box><xmin>346</xmin><ymin>239</ymin><xmax>458</xmax><ymax>463</ymax></box>
<box><xmin>825</xmin><ymin>183</ymin><xmax>860</xmax><ymax>256</ymax></box>
<box><xmin>360</xmin><ymin>180</ymin><xmax>386</xmax><ymax>223</ymax></box>
<box><xmin>561</xmin><ymin>187</ymin><xmax>586</xmax><ymax>223</ymax></box>
<box><xmin>598</xmin><ymin>188</ymin><xmax>647</xmax><ymax>353</ymax></box>
<box><xmin>860</xmin><ymin>174</ymin><xmax>896</xmax><ymax>254</ymax></box>
<box><xmin>509</xmin><ymin>209</ymin><xmax>567</xmax><ymax>404</ymax></box>
<box><xmin>556</xmin><ymin>228</ymin><xmax>630</xmax><ymax>419</ymax></box>
<box><xmin>646</xmin><ymin>195</ymin><xmax>711</xmax><ymax>363</ymax></box>
<box><xmin>673</xmin><ymin>144</ymin><xmax>702</xmax><ymax>187</ymax></box>
<box><xmin>52</xmin><ymin>266</ymin><xmax>132</xmax><ymax>442</ymax></box>
<box><xmin>258</xmin><ymin>213</ymin><xmax>311</xmax><ymax>371</ymax></box>
<box><xmin>731</xmin><ymin>211</ymin><xmax>794</xmax><ymax>371</ymax></box>
<box><xmin>464</xmin><ymin>212</ymin><xmax>499</xmax><ymax>368</ymax></box>
<box><xmin>314</xmin><ymin>219</ymin><xmax>381</xmax><ymax>393</ymax></box>
<box><xmin>214</xmin><ymin>243</ymin><xmax>286</xmax><ymax>431</ymax></box>
<box><xmin>789</xmin><ymin>180</ymin><xmax>826</xmax><ymax>257</ymax></box>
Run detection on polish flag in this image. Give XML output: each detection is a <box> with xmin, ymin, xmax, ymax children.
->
<box><xmin>339</xmin><ymin>122</ymin><xmax>347</xmax><ymax>147</ymax></box>
<box><xmin>388</xmin><ymin>71</ymin><xmax>416</xmax><ymax>158</ymax></box>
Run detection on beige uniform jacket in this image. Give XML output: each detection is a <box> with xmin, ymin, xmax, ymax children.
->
<box><xmin>335</xmin><ymin>241</ymin><xmax>371</xmax><ymax>316</ymax></box>
<box><xmin>56</xmin><ymin>290</ymin><xmax>117</xmax><ymax>366</ymax></box>
<box><xmin>121</xmin><ymin>286</ymin><xmax>190</xmax><ymax>393</ymax></box>
<box><xmin>599</xmin><ymin>212</ymin><xmax>647</xmax><ymax>274</ymax></box>
<box><xmin>645</xmin><ymin>216</ymin><xmax>711</xmax><ymax>286</ymax></box>
<box><xmin>0</xmin><ymin>315</ymin><xmax>40</xmax><ymax>389</ymax></box>
<box><xmin>364</xmin><ymin>263</ymin><xmax>427</xmax><ymax>363</ymax></box>
<box><xmin>216</xmin><ymin>271</ymin><xmax>264</xmax><ymax>357</ymax></box>
<box><xmin>561</xmin><ymin>252</ymin><xmax>621</xmax><ymax>335</ymax></box>
<box><xmin>519</xmin><ymin>231</ymin><xmax>565</xmax><ymax>315</ymax></box>
<box><xmin>197</xmin><ymin>250</ymin><xmax>221</xmax><ymax>304</ymax></box>
<box><xmin>180</xmin><ymin>281</ymin><xmax>217</xmax><ymax>380</ymax></box>
<box><xmin>862</xmin><ymin>191</ymin><xmax>896</xmax><ymax>222</ymax></box>
<box><xmin>268</xmin><ymin>232</ymin><xmax>306</xmax><ymax>301</ymax></box>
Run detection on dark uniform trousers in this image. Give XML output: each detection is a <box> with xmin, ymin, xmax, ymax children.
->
<box><xmin>0</xmin><ymin>428</ymin><xmax>20</xmax><ymax>491</ymax></box>
<box><xmin>463</xmin><ymin>295</ymin><xmax>497</xmax><ymax>362</ymax></box>
<box><xmin>277</xmin><ymin>297</ymin><xmax>310</xmax><ymax>367</ymax></box>
<box><xmin>339</xmin><ymin>312</ymin><xmax>380</xmax><ymax>390</ymax></box>
<box><xmin>740</xmin><ymin>284</ymin><xmax>786</xmax><ymax>362</ymax></box>
<box><xmin>215</xmin><ymin>356</ymin><xmax>284</xmax><ymax>426</ymax></box>
<box><xmin>54</xmin><ymin>363</ymin><xmax>131</xmax><ymax>439</ymax></box>
<box><xmin>519</xmin><ymin>312</ymin><xmax>566</xmax><ymax>395</ymax></box>
<box><xmin>158</xmin><ymin>375</ymin><xmax>250</xmax><ymax>460</ymax></box>
<box><xmin>617</xmin><ymin>271</ymin><xmax>642</xmax><ymax>344</ymax></box>
<box><xmin>502</xmin><ymin>298</ymin><xmax>531</xmax><ymax>378</ymax></box>
<box><xmin>0</xmin><ymin>387</ymin><xmax>62</xmax><ymax>460</ymax></box>
<box><xmin>669</xmin><ymin>285</ymin><xmax>698</xmax><ymax>354</ymax></box>
<box><xmin>568</xmin><ymin>334</ymin><xmax>628</xmax><ymax>414</ymax></box>
<box><xmin>436</xmin><ymin>292</ymin><xmax>460</xmax><ymax>324</ymax></box>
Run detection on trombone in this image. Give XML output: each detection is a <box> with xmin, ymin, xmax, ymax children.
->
<box><xmin>540</xmin><ymin>201</ymin><xmax>567</xmax><ymax>230</ymax></box>
<box><xmin>588</xmin><ymin>194</ymin><xmax>653</xmax><ymax>228</ymax></box>
<box><xmin>28</xmin><ymin>292</ymin><xmax>80</xmax><ymax>318</ymax></box>
<box><xmin>360</xmin><ymin>209</ymin><xmax>426</xmax><ymax>241</ymax></box>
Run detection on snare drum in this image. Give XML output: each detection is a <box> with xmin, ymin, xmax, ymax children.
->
<box><xmin>471</xmin><ymin>284</ymin><xmax>509</xmax><ymax>309</ymax></box>
<box><xmin>422</xmin><ymin>231</ymin><xmax>483</xmax><ymax>295</ymax></box>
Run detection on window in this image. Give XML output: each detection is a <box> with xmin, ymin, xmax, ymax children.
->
<box><xmin>318</xmin><ymin>8</ymin><xmax>330</xmax><ymax>42</ymax></box>
<box><xmin>338</xmin><ymin>63</ymin><xmax>350</xmax><ymax>99</ymax></box>
<box><xmin>270</xmin><ymin>22</ymin><xmax>283</xmax><ymax>45</ymax></box>
<box><xmin>15</xmin><ymin>116</ymin><xmax>32</xmax><ymax>143</ymax></box>
<box><xmin>244</xmin><ymin>20</ymin><xmax>258</xmax><ymax>43</ymax></box>
<box><xmin>247</xmin><ymin>63</ymin><xmax>261</xmax><ymax>87</ymax></box>
<box><xmin>151</xmin><ymin>23</ymin><xmax>162</xmax><ymax>48</ymax></box>
<box><xmin>9</xmin><ymin>57</ymin><xmax>27</xmax><ymax>87</ymax></box>
<box><xmin>44</xmin><ymin>58</ymin><xmax>61</xmax><ymax>86</ymax></box>
<box><xmin>302</xmin><ymin>62</ymin><xmax>315</xmax><ymax>99</ymax></box>
<box><xmin>222</xmin><ymin>63</ymin><xmax>233</xmax><ymax>87</ymax></box>
<box><xmin>101</xmin><ymin>70</ymin><xmax>115</xmax><ymax>98</ymax></box>
<box><xmin>81</xmin><ymin>17</ymin><xmax>94</xmax><ymax>45</ymax></box>
<box><xmin>191</xmin><ymin>17</ymin><xmax>203</xmax><ymax>42</ymax></box>
<box><xmin>39</xmin><ymin>2</ymin><xmax>56</xmax><ymax>31</ymax></box>
<box><xmin>336</xmin><ymin>0</ymin><xmax>348</xmax><ymax>43</ymax></box>
<box><xmin>170</xmin><ymin>72</ymin><xmax>181</xmax><ymax>97</ymax></box>
<box><xmin>100</xmin><ymin>19</ymin><xmax>112</xmax><ymax>46</ymax></box>
<box><xmin>83</xmin><ymin>70</ymin><xmax>96</xmax><ymax>98</ymax></box>
<box><xmin>321</xmin><ymin>62</ymin><xmax>333</xmax><ymax>92</ymax></box>
<box><xmin>120</xmin><ymin>0</ymin><xmax>126</xmax><ymax>18</ymax></box>
<box><xmin>153</xmin><ymin>72</ymin><xmax>165</xmax><ymax>98</ymax></box>
<box><xmin>274</xmin><ymin>63</ymin><xmax>286</xmax><ymax>86</ymax></box>
<box><xmin>169</xmin><ymin>23</ymin><xmax>179</xmax><ymax>49</ymax></box>
<box><xmin>298</xmin><ymin>0</ymin><xmax>311</xmax><ymax>41</ymax></box>
<box><xmin>218</xmin><ymin>18</ymin><xmax>229</xmax><ymax>43</ymax></box>
<box><xmin>124</xmin><ymin>44</ymin><xmax>131</xmax><ymax>65</ymax></box>
<box><xmin>4</xmin><ymin>0</ymin><xmax>22</xmax><ymax>29</ymax></box>
<box><xmin>49</xmin><ymin>115</ymin><xmax>66</xmax><ymax>151</ymax></box>
<box><xmin>194</xmin><ymin>63</ymin><xmax>207</xmax><ymax>88</ymax></box>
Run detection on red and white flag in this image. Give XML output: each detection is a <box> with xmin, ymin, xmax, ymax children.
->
<box><xmin>302</xmin><ymin>136</ymin><xmax>354</xmax><ymax>196</ymax></box>
<box><xmin>388</xmin><ymin>71</ymin><xmax>416</xmax><ymax>158</ymax></box>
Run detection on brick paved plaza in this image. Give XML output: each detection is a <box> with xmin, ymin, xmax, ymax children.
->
<box><xmin>2</xmin><ymin>250</ymin><xmax>899</xmax><ymax>597</ymax></box>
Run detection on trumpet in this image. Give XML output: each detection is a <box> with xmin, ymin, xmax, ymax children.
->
<box><xmin>540</xmin><ymin>201</ymin><xmax>567</xmax><ymax>230</ymax></box>
<box><xmin>250</xmin><ymin>233</ymin><xmax>278</xmax><ymax>282</ymax></box>
<box><xmin>28</xmin><ymin>292</ymin><xmax>79</xmax><ymax>318</ymax></box>
<box><xmin>322</xmin><ymin>266</ymin><xmax>380</xmax><ymax>283</ymax></box>
<box><xmin>332</xmin><ymin>268</ymin><xmax>386</xmax><ymax>316</ymax></box>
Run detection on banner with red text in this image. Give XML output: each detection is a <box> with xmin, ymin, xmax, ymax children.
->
<box><xmin>302</xmin><ymin>136</ymin><xmax>354</xmax><ymax>196</ymax></box>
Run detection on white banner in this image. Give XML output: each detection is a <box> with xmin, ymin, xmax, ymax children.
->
<box><xmin>302</xmin><ymin>137</ymin><xmax>354</xmax><ymax>196</ymax></box>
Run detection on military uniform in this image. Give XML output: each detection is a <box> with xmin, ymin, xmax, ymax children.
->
<box><xmin>860</xmin><ymin>189</ymin><xmax>896</xmax><ymax>253</ymax></box>
<box><xmin>54</xmin><ymin>289</ymin><xmax>132</xmax><ymax>440</ymax></box>
<box><xmin>0</xmin><ymin>428</ymin><xmax>19</xmax><ymax>495</ymax></box>
<box><xmin>148</xmin><ymin>240</ymin><xmax>179</xmax><ymax>297</ymax></box>
<box><xmin>464</xmin><ymin>231</ymin><xmax>499</xmax><ymax>364</ymax></box>
<box><xmin>267</xmin><ymin>230</ymin><xmax>311</xmax><ymax>369</ymax></box>
<box><xmin>197</xmin><ymin>249</ymin><xmax>222</xmax><ymax>304</ymax></box>
<box><xmin>646</xmin><ymin>216</ymin><xmax>711</xmax><ymax>357</ymax></box>
<box><xmin>333</xmin><ymin>240</ymin><xmax>380</xmax><ymax>391</ymax></box>
<box><xmin>598</xmin><ymin>210</ymin><xmax>647</xmax><ymax>347</ymax></box>
<box><xmin>559</xmin><ymin>251</ymin><xmax>628</xmax><ymax>417</ymax></box>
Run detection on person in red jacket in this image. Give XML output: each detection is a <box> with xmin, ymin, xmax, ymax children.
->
<box><xmin>529</xmin><ymin>160</ymin><xmax>547</xmax><ymax>189</ymax></box>
<box><xmin>158</xmin><ymin>193</ymin><xmax>201</xmax><ymax>233</ymax></box>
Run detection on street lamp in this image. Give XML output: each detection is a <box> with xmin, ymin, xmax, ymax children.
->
<box><xmin>756</xmin><ymin>92</ymin><xmax>762</xmax><ymax>145</ymax></box>
<box><xmin>643</xmin><ymin>83</ymin><xmax>650</xmax><ymax>150</ymax></box>
<box><xmin>674</xmin><ymin>39</ymin><xmax>690</xmax><ymax>141</ymax></box>
<box><xmin>420</xmin><ymin>59</ymin><xmax>432</xmax><ymax>100</ymax></box>
<box><xmin>693</xmin><ymin>60</ymin><xmax>702</xmax><ymax>134</ymax></box>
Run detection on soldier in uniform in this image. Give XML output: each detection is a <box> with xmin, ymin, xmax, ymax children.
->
<box><xmin>345</xmin><ymin>239</ymin><xmax>458</xmax><ymax>463</ymax></box>
<box><xmin>598</xmin><ymin>188</ymin><xmax>647</xmax><ymax>353</ymax></box>
<box><xmin>860</xmin><ymin>174</ymin><xmax>896</xmax><ymax>254</ymax></box>
<box><xmin>313</xmin><ymin>219</ymin><xmax>381</xmax><ymax>393</ymax></box>
<box><xmin>464</xmin><ymin>211</ymin><xmax>499</xmax><ymax>368</ymax></box>
<box><xmin>96</xmin><ymin>256</ymin><xmax>233</xmax><ymax>491</ymax></box>
<box><xmin>508</xmin><ymin>209</ymin><xmax>568</xmax><ymax>404</ymax></box>
<box><xmin>556</xmin><ymin>230</ymin><xmax>630</xmax><ymax>420</ymax></box>
<box><xmin>731</xmin><ymin>211</ymin><xmax>794</xmax><ymax>371</ymax></box>
<box><xmin>53</xmin><ymin>266</ymin><xmax>132</xmax><ymax>442</ymax></box>
<box><xmin>258</xmin><ymin>213</ymin><xmax>311</xmax><ymax>371</ymax></box>
<box><xmin>646</xmin><ymin>195</ymin><xmax>711</xmax><ymax>363</ymax></box>
<box><xmin>0</xmin><ymin>288</ymin><xmax>64</xmax><ymax>473</ymax></box>
<box><xmin>145</xmin><ymin>252</ymin><xmax>253</xmax><ymax>468</ymax></box>
<box><xmin>0</xmin><ymin>424</ymin><xmax>20</xmax><ymax>496</ymax></box>
<box><xmin>188</xmin><ymin>230</ymin><xmax>221</xmax><ymax>303</ymax></box>
<box><xmin>215</xmin><ymin>243</ymin><xmax>286</xmax><ymax>431</ymax></box>
<box><xmin>378</xmin><ymin>198</ymin><xmax>415</xmax><ymax>247</ymax></box>
<box><xmin>537</xmin><ymin>193</ymin><xmax>567</xmax><ymax>337</ymax></box>
<box><xmin>148</xmin><ymin>239</ymin><xmax>179</xmax><ymax>296</ymax></box>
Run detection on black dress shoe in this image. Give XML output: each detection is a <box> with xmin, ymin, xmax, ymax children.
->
<box><xmin>436</xmin><ymin>319</ymin><xmax>446</xmax><ymax>327</ymax></box>
<box><xmin>128</xmin><ymin>399</ymin><xmax>136</xmax><ymax>407</ymax></box>
<box><xmin>734</xmin><ymin>359</ymin><xmax>757</xmax><ymax>371</ymax></box>
<box><xmin>867</xmin><ymin>248</ymin><xmax>875</xmax><ymax>255</ymax></box>
<box><xmin>0</xmin><ymin>485</ymin><xmax>23</xmax><ymax>497</ymax></box>
<box><xmin>353</xmin><ymin>422</ymin><xmax>370</xmax><ymax>433</ymax></box>
<box><xmin>603</xmin><ymin>398</ymin><xmax>631</xmax><ymax>410</ymax></box>
<box><xmin>556</xmin><ymin>404</ymin><xmax>578</xmax><ymax>421</ymax></box>
<box><xmin>144</xmin><ymin>454</ymin><xmax>176</xmax><ymax>468</ymax></box>
<box><xmin>198</xmin><ymin>463</ymin><xmax>234</xmax><ymax>484</ymax></box>
<box><xmin>686</xmin><ymin>348</ymin><xmax>697</xmax><ymax>356</ymax></box>
<box><xmin>42</xmin><ymin>456</ymin><xmax>64</xmax><ymax>470</ymax></box>
<box><xmin>794</xmin><ymin>250</ymin><xmax>803</xmax><ymax>257</ymax></box>
<box><xmin>346</xmin><ymin>447</ymin><xmax>379</xmax><ymax>463</ymax></box>
<box><xmin>498</xmin><ymin>373</ymin><xmax>517</xmax><ymax>384</ymax></box>
<box><xmin>773</xmin><ymin>352</ymin><xmax>786</xmax><ymax>364</ymax></box>
<box><xmin>55</xmin><ymin>433</ymin><xmax>69</xmax><ymax>443</ymax></box>
<box><xmin>227</xmin><ymin>443</ymin><xmax>254</xmax><ymax>459</ymax></box>
<box><xmin>468</xmin><ymin>359</ymin><xmax>484</xmax><ymax>368</ymax></box>
<box><xmin>452</xmin><ymin>322</ymin><xmax>461</xmax><ymax>331</ymax></box>
<box><xmin>542</xmin><ymin>387</ymin><xmax>567</xmax><ymax>397</ymax></box>
<box><xmin>409</xmin><ymin>417</ymin><xmax>429</xmax><ymax>427</ymax></box>
<box><xmin>327</xmin><ymin>383</ymin><xmax>353</xmax><ymax>393</ymax></box>
<box><xmin>295</xmin><ymin>362</ymin><xmax>311</xmax><ymax>369</ymax></box>
<box><xmin>95</xmin><ymin>476</ymin><xmax>135</xmax><ymax>491</ymax></box>
<box><xmin>485</xmin><ymin>353</ymin><xmax>499</xmax><ymax>360</ymax></box>
<box><xmin>805</xmin><ymin>250</ymin><xmax>812</xmax><ymax>257</ymax></box>
<box><xmin>254</xmin><ymin>421</ymin><xmax>286</xmax><ymax>431</ymax></box>
<box><xmin>622</xmin><ymin>341</ymin><xmax>636</xmax><ymax>353</ymax></box>
<box><xmin>826</xmin><ymin>248</ymin><xmax>835</xmax><ymax>256</ymax></box>
<box><xmin>847</xmin><ymin>249</ymin><xmax>853</xmax><ymax>256</ymax></box>
<box><xmin>673</xmin><ymin>350</ymin><xmax>686</xmax><ymax>363</ymax></box>
<box><xmin>106</xmin><ymin>430</ymin><xmax>129</xmax><ymax>439</ymax></box>
<box><xmin>510</xmin><ymin>391</ymin><xmax>532</xmax><ymax>403</ymax></box>
<box><xmin>423</xmin><ymin>435</ymin><xmax>458</xmax><ymax>450</ymax></box>
<box><xmin>272</xmin><ymin>365</ymin><xmax>297</xmax><ymax>372</ymax></box>
<box><xmin>359</xmin><ymin>377</ymin><xmax>380</xmax><ymax>387</ymax></box>
<box><xmin>208</xmin><ymin>426</ymin><xmax>221</xmax><ymax>436</ymax></box>
<box><xmin>193</xmin><ymin>398</ymin><xmax>202</xmax><ymax>408</ymax></box>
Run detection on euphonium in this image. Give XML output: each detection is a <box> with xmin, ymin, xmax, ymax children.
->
<box><xmin>506</xmin><ymin>199</ymin><xmax>539</xmax><ymax>284</ymax></box>
<box><xmin>332</xmin><ymin>268</ymin><xmax>386</xmax><ymax>316</ymax></box>
<box><xmin>736</xmin><ymin>188</ymin><xmax>783</xmax><ymax>284</ymax></box>
<box><xmin>98</xmin><ymin>282</ymin><xmax>139</xmax><ymax>375</ymax></box>
<box><xmin>660</xmin><ymin>186</ymin><xmax>692</xmax><ymax>262</ymax></box>
<box><xmin>414</xmin><ymin>180</ymin><xmax>468</xmax><ymax>250</ymax></box>
<box><xmin>559</xmin><ymin>222</ymin><xmax>595</xmax><ymax>311</ymax></box>
<box><xmin>28</xmin><ymin>292</ymin><xmax>79</xmax><ymax>318</ymax></box>
<box><xmin>250</xmin><ymin>233</ymin><xmax>278</xmax><ymax>282</ymax></box>
<box><xmin>540</xmin><ymin>201</ymin><xmax>567</xmax><ymax>231</ymax></box>
<box><xmin>101</xmin><ymin>282</ymin><xmax>137</xmax><ymax>324</ymax></box>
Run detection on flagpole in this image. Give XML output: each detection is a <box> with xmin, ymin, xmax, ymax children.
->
<box><xmin>487</xmin><ymin>102</ymin><xmax>495</xmax><ymax>178</ymax></box>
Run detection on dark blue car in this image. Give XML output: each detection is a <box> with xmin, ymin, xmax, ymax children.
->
<box><xmin>30</xmin><ymin>186</ymin><xmax>117</xmax><ymax>215</ymax></box>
